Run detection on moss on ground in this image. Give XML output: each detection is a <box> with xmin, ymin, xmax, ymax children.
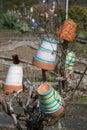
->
<box><xmin>77</xmin><ymin>97</ymin><xmax>87</xmax><ymax>102</ymax></box>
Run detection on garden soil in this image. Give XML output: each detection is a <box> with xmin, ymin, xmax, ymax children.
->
<box><xmin>0</xmin><ymin>36</ymin><xmax>87</xmax><ymax>130</ymax></box>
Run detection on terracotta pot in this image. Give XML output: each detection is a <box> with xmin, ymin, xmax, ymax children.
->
<box><xmin>58</xmin><ymin>20</ymin><xmax>77</xmax><ymax>42</ymax></box>
<box><xmin>32</xmin><ymin>58</ymin><xmax>56</xmax><ymax>70</ymax></box>
<box><xmin>3</xmin><ymin>64</ymin><xmax>23</xmax><ymax>93</ymax></box>
<box><xmin>37</xmin><ymin>83</ymin><xmax>65</xmax><ymax>117</ymax></box>
<box><xmin>3</xmin><ymin>84</ymin><xmax>22</xmax><ymax>93</ymax></box>
<box><xmin>32</xmin><ymin>38</ymin><xmax>58</xmax><ymax>70</ymax></box>
<box><xmin>49</xmin><ymin>106</ymin><xmax>64</xmax><ymax>117</ymax></box>
<box><xmin>64</xmin><ymin>70</ymin><xmax>74</xmax><ymax>79</ymax></box>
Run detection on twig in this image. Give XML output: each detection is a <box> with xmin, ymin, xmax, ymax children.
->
<box><xmin>75</xmin><ymin>66</ymin><xmax>87</xmax><ymax>90</ymax></box>
<box><xmin>74</xmin><ymin>69</ymin><xmax>87</xmax><ymax>75</ymax></box>
<box><xmin>76</xmin><ymin>37</ymin><xmax>87</xmax><ymax>44</ymax></box>
<box><xmin>24</xmin><ymin>76</ymin><xmax>33</xmax><ymax>107</ymax></box>
<box><xmin>64</xmin><ymin>66</ymin><xmax>87</xmax><ymax>100</ymax></box>
<box><xmin>6</xmin><ymin>89</ymin><xmax>23</xmax><ymax>129</ymax></box>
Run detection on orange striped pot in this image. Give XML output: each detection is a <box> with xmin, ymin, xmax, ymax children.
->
<box><xmin>3</xmin><ymin>64</ymin><xmax>23</xmax><ymax>93</ymax></box>
<box><xmin>32</xmin><ymin>38</ymin><xmax>58</xmax><ymax>70</ymax></box>
<box><xmin>58</xmin><ymin>20</ymin><xmax>77</xmax><ymax>42</ymax></box>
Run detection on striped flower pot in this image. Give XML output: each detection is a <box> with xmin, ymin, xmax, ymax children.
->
<box><xmin>58</xmin><ymin>20</ymin><xmax>77</xmax><ymax>42</ymax></box>
<box><xmin>65</xmin><ymin>51</ymin><xmax>76</xmax><ymax>78</ymax></box>
<box><xmin>32</xmin><ymin>38</ymin><xmax>58</xmax><ymax>70</ymax></box>
<box><xmin>3</xmin><ymin>64</ymin><xmax>23</xmax><ymax>93</ymax></box>
<box><xmin>37</xmin><ymin>83</ymin><xmax>65</xmax><ymax>117</ymax></box>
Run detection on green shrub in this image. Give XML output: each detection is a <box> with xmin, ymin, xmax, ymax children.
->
<box><xmin>77</xmin><ymin>97</ymin><xmax>87</xmax><ymax>102</ymax></box>
<box><xmin>55</xmin><ymin>7</ymin><xmax>66</xmax><ymax>23</ymax></box>
<box><xmin>14</xmin><ymin>21</ymin><xmax>30</xmax><ymax>33</ymax></box>
<box><xmin>69</xmin><ymin>6</ymin><xmax>87</xmax><ymax>23</ymax></box>
<box><xmin>56</xmin><ymin>6</ymin><xmax>87</xmax><ymax>24</ymax></box>
<box><xmin>69</xmin><ymin>6</ymin><xmax>87</xmax><ymax>31</ymax></box>
<box><xmin>56</xmin><ymin>6</ymin><xmax>87</xmax><ymax>33</ymax></box>
<box><xmin>1</xmin><ymin>11</ymin><xmax>19</xmax><ymax>29</ymax></box>
<box><xmin>0</xmin><ymin>11</ymin><xmax>29</xmax><ymax>33</ymax></box>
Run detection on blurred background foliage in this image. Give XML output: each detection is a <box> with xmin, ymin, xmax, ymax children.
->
<box><xmin>0</xmin><ymin>0</ymin><xmax>39</xmax><ymax>13</ymax></box>
<box><xmin>0</xmin><ymin>0</ymin><xmax>87</xmax><ymax>35</ymax></box>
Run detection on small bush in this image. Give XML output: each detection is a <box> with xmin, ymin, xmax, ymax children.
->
<box><xmin>0</xmin><ymin>11</ymin><xmax>29</xmax><ymax>33</ymax></box>
<box><xmin>69</xmin><ymin>6</ymin><xmax>87</xmax><ymax>31</ymax></box>
<box><xmin>56</xmin><ymin>6</ymin><xmax>87</xmax><ymax>33</ymax></box>
<box><xmin>55</xmin><ymin>7</ymin><xmax>66</xmax><ymax>23</ymax></box>
<box><xmin>69</xmin><ymin>6</ymin><xmax>87</xmax><ymax>24</ymax></box>
<box><xmin>1</xmin><ymin>11</ymin><xmax>19</xmax><ymax>29</ymax></box>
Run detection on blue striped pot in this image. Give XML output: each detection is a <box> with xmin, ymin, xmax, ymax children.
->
<box><xmin>65</xmin><ymin>51</ymin><xmax>76</xmax><ymax>78</ymax></box>
<box><xmin>32</xmin><ymin>38</ymin><xmax>58</xmax><ymax>70</ymax></box>
<box><xmin>37</xmin><ymin>83</ymin><xmax>65</xmax><ymax>117</ymax></box>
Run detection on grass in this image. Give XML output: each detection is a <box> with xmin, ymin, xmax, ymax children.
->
<box><xmin>0</xmin><ymin>83</ymin><xmax>3</xmax><ymax>90</ymax></box>
<box><xmin>77</xmin><ymin>97</ymin><xmax>87</xmax><ymax>102</ymax></box>
<box><xmin>78</xmin><ymin>30</ymin><xmax>87</xmax><ymax>39</ymax></box>
<box><xmin>68</xmin><ymin>41</ymin><xmax>87</xmax><ymax>58</ymax></box>
<box><xmin>75</xmin><ymin>42</ymin><xmax>87</xmax><ymax>58</ymax></box>
<box><xmin>0</xmin><ymin>28</ymin><xmax>30</xmax><ymax>37</ymax></box>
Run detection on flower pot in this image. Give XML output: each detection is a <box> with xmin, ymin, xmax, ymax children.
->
<box><xmin>64</xmin><ymin>70</ymin><xmax>74</xmax><ymax>79</ymax></box>
<box><xmin>3</xmin><ymin>64</ymin><xmax>23</xmax><ymax>93</ymax></box>
<box><xmin>37</xmin><ymin>83</ymin><xmax>65</xmax><ymax>117</ymax></box>
<box><xmin>65</xmin><ymin>51</ymin><xmax>76</xmax><ymax>78</ymax></box>
<box><xmin>58</xmin><ymin>20</ymin><xmax>77</xmax><ymax>42</ymax></box>
<box><xmin>32</xmin><ymin>38</ymin><xmax>58</xmax><ymax>70</ymax></box>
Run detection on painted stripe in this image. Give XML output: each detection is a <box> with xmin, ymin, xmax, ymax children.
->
<box><xmin>66</xmin><ymin>54</ymin><xmax>75</xmax><ymax>57</ymax></box>
<box><xmin>65</xmin><ymin>68</ymin><xmax>74</xmax><ymax>71</ymax></box>
<box><xmin>43</xmin><ymin>38</ymin><xmax>58</xmax><ymax>44</ymax></box>
<box><xmin>39</xmin><ymin>90</ymin><xmax>55</xmax><ymax>100</ymax></box>
<box><xmin>67</xmin><ymin>51</ymin><xmax>76</xmax><ymax>55</ymax></box>
<box><xmin>40</xmin><ymin>100</ymin><xmax>62</xmax><ymax>111</ymax></box>
<box><xmin>65</xmin><ymin>65</ymin><xmax>74</xmax><ymax>69</ymax></box>
<box><xmin>41</xmin><ymin>95</ymin><xmax>61</xmax><ymax>106</ymax></box>
<box><xmin>6</xmin><ymin>73</ymin><xmax>23</xmax><ymax>77</ymax></box>
<box><xmin>40</xmin><ymin>91</ymin><xmax>59</xmax><ymax>104</ymax></box>
<box><xmin>40</xmin><ymin>45</ymin><xmax>57</xmax><ymax>54</ymax></box>
<box><xmin>34</xmin><ymin>55</ymin><xmax>56</xmax><ymax>64</ymax></box>
<box><xmin>38</xmin><ymin>86</ymin><xmax>53</xmax><ymax>96</ymax></box>
<box><xmin>66</xmin><ymin>59</ymin><xmax>75</xmax><ymax>63</ymax></box>
<box><xmin>39</xmin><ymin>87</ymin><xmax>55</xmax><ymax>97</ymax></box>
<box><xmin>65</xmin><ymin>66</ymin><xmax>74</xmax><ymax>69</ymax></box>
<box><xmin>4</xmin><ymin>82</ymin><xmax>22</xmax><ymax>86</ymax></box>
<box><xmin>65</xmin><ymin>64</ymin><xmax>74</xmax><ymax>67</ymax></box>
<box><xmin>9</xmin><ymin>64</ymin><xmax>23</xmax><ymax>68</ymax></box>
<box><xmin>65</xmin><ymin>63</ymin><xmax>74</xmax><ymax>66</ymax></box>
<box><xmin>40</xmin><ymin>102</ymin><xmax>62</xmax><ymax>113</ymax></box>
